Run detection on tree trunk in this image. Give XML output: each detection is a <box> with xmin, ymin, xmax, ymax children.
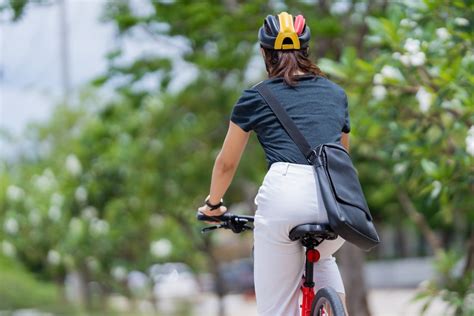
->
<box><xmin>204</xmin><ymin>238</ymin><xmax>226</xmax><ymax>316</ymax></box>
<box><xmin>78</xmin><ymin>263</ymin><xmax>93</xmax><ymax>310</ymax></box>
<box><xmin>464</xmin><ymin>224</ymin><xmax>474</xmax><ymax>275</ymax></box>
<box><xmin>337</xmin><ymin>243</ymin><xmax>372</xmax><ymax>316</ymax></box>
<box><xmin>395</xmin><ymin>217</ymin><xmax>408</xmax><ymax>257</ymax></box>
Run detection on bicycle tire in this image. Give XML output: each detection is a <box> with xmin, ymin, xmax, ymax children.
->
<box><xmin>311</xmin><ymin>287</ymin><xmax>346</xmax><ymax>316</ymax></box>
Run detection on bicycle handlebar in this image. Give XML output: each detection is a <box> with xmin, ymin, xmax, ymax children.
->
<box><xmin>196</xmin><ymin>212</ymin><xmax>254</xmax><ymax>234</ymax></box>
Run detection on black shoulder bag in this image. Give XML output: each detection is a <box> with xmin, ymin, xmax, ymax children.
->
<box><xmin>255</xmin><ymin>82</ymin><xmax>380</xmax><ymax>251</ymax></box>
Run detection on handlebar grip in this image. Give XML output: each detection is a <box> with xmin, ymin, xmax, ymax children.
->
<box><xmin>196</xmin><ymin>212</ymin><xmax>230</xmax><ymax>222</ymax></box>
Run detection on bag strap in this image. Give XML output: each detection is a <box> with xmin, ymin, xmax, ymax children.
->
<box><xmin>255</xmin><ymin>82</ymin><xmax>315</xmax><ymax>163</ymax></box>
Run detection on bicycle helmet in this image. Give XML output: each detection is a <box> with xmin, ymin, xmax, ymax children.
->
<box><xmin>258</xmin><ymin>12</ymin><xmax>311</xmax><ymax>50</ymax></box>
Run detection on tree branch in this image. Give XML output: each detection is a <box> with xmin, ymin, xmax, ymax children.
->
<box><xmin>396</xmin><ymin>188</ymin><xmax>443</xmax><ymax>255</ymax></box>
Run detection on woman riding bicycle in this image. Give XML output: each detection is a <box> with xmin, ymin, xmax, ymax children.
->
<box><xmin>198</xmin><ymin>12</ymin><xmax>350</xmax><ymax>316</ymax></box>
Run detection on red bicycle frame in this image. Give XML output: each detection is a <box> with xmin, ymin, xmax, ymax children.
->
<box><xmin>300</xmin><ymin>248</ymin><xmax>321</xmax><ymax>316</ymax></box>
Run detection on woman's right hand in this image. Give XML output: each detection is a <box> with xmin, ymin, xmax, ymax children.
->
<box><xmin>197</xmin><ymin>204</ymin><xmax>228</xmax><ymax>223</ymax></box>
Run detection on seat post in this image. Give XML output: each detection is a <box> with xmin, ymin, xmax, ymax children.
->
<box><xmin>303</xmin><ymin>245</ymin><xmax>315</xmax><ymax>288</ymax></box>
<box><xmin>301</xmin><ymin>236</ymin><xmax>322</xmax><ymax>288</ymax></box>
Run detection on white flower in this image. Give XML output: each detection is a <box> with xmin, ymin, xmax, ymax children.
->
<box><xmin>393</xmin><ymin>162</ymin><xmax>408</xmax><ymax>175</ymax></box>
<box><xmin>466</xmin><ymin>126</ymin><xmax>474</xmax><ymax>157</ymax></box>
<box><xmin>436</xmin><ymin>27</ymin><xmax>451</xmax><ymax>41</ymax></box>
<box><xmin>372</xmin><ymin>85</ymin><xmax>387</xmax><ymax>101</ymax></box>
<box><xmin>454</xmin><ymin>17</ymin><xmax>469</xmax><ymax>26</ymax></box>
<box><xmin>6</xmin><ymin>185</ymin><xmax>24</xmax><ymax>201</ymax></box>
<box><xmin>330</xmin><ymin>0</ymin><xmax>351</xmax><ymax>15</ymax></box>
<box><xmin>400</xmin><ymin>19</ymin><xmax>417</xmax><ymax>28</ymax></box>
<box><xmin>413</xmin><ymin>27</ymin><xmax>423</xmax><ymax>37</ymax></box>
<box><xmin>400</xmin><ymin>54</ymin><xmax>411</xmax><ymax>66</ymax></box>
<box><xmin>47</xmin><ymin>250</ymin><xmax>61</xmax><ymax>265</ymax></box>
<box><xmin>65</xmin><ymin>154</ymin><xmax>82</xmax><ymax>176</ymax></box>
<box><xmin>2</xmin><ymin>240</ymin><xmax>16</xmax><ymax>257</ymax></box>
<box><xmin>380</xmin><ymin>65</ymin><xmax>404</xmax><ymax>81</ymax></box>
<box><xmin>150</xmin><ymin>239</ymin><xmax>172</xmax><ymax>258</ymax></box>
<box><xmin>404</xmin><ymin>38</ymin><xmax>420</xmax><ymax>53</ymax></box>
<box><xmin>4</xmin><ymin>218</ymin><xmax>19</xmax><ymax>234</ymax></box>
<box><xmin>34</xmin><ymin>169</ymin><xmax>56</xmax><ymax>192</ymax></box>
<box><xmin>428</xmin><ymin>66</ymin><xmax>440</xmax><ymax>77</ymax></box>
<box><xmin>28</xmin><ymin>209</ymin><xmax>41</xmax><ymax>226</ymax></box>
<box><xmin>35</xmin><ymin>175</ymin><xmax>52</xmax><ymax>191</ymax></box>
<box><xmin>373</xmin><ymin>73</ymin><xmax>384</xmax><ymax>85</ymax></box>
<box><xmin>129</xmin><ymin>0</ymin><xmax>155</xmax><ymax>17</ymax></box>
<box><xmin>69</xmin><ymin>217</ymin><xmax>83</xmax><ymax>237</ymax></box>
<box><xmin>409</xmin><ymin>51</ymin><xmax>426</xmax><ymax>66</ymax></box>
<box><xmin>48</xmin><ymin>205</ymin><xmax>61</xmax><ymax>222</ymax></box>
<box><xmin>416</xmin><ymin>87</ymin><xmax>433</xmax><ymax>113</ymax></box>
<box><xmin>430</xmin><ymin>181</ymin><xmax>442</xmax><ymax>199</ymax></box>
<box><xmin>462</xmin><ymin>53</ymin><xmax>474</xmax><ymax>67</ymax></box>
<box><xmin>127</xmin><ymin>270</ymin><xmax>150</xmax><ymax>294</ymax></box>
<box><xmin>50</xmin><ymin>193</ymin><xmax>64</xmax><ymax>207</ymax></box>
<box><xmin>392</xmin><ymin>52</ymin><xmax>401</xmax><ymax>60</ymax></box>
<box><xmin>81</xmin><ymin>206</ymin><xmax>97</xmax><ymax>220</ymax></box>
<box><xmin>112</xmin><ymin>266</ymin><xmax>128</xmax><ymax>282</ymax></box>
<box><xmin>75</xmin><ymin>186</ymin><xmax>88</xmax><ymax>203</ymax></box>
<box><xmin>90</xmin><ymin>219</ymin><xmax>109</xmax><ymax>236</ymax></box>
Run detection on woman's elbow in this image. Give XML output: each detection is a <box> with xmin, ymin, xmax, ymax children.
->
<box><xmin>215</xmin><ymin>154</ymin><xmax>236</xmax><ymax>173</ymax></box>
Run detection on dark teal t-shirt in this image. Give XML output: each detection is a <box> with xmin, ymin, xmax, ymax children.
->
<box><xmin>230</xmin><ymin>75</ymin><xmax>350</xmax><ymax>168</ymax></box>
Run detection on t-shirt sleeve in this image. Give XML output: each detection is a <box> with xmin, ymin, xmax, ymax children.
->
<box><xmin>342</xmin><ymin>93</ymin><xmax>351</xmax><ymax>133</ymax></box>
<box><xmin>230</xmin><ymin>88</ymin><xmax>262</xmax><ymax>132</ymax></box>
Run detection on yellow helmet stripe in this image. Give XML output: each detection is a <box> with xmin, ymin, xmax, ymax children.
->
<box><xmin>274</xmin><ymin>12</ymin><xmax>301</xmax><ymax>50</ymax></box>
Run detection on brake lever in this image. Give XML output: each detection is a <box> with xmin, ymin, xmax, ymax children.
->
<box><xmin>201</xmin><ymin>225</ymin><xmax>222</xmax><ymax>233</ymax></box>
<box><xmin>242</xmin><ymin>225</ymin><xmax>253</xmax><ymax>231</ymax></box>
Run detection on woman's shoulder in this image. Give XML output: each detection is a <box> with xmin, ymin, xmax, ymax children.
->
<box><xmin>315</xmin><ymin>76</ymin><xmax>347</xmax><ymax>98</ymax></box>
<box><xmin>237</xmin><ymin>85</ymin><xmax>263</xmax><ymax>104</ymax></box>
<box><xmin>232</xmin><ymin>85</ymin><xmax>266</xmax><ymax>113</ymax></box>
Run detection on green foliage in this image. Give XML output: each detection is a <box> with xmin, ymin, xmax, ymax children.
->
<box><xmin>0</xmin><ymin>0</ymin><xmax>52</xmax><ymax>21</ymax></box>
<box><xmin>322</xmin><ymin>0</ymin><xmax>474</xmax><ymax>221</ymax></box>
<box><xmin>414</xmin><ymin>250</ymin><xmax>474</xmax><ymax>316</ymax></box>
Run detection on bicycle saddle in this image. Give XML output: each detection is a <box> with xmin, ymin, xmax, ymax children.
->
<box><xmin>289</xmin><ymin>223</ymin><xmax>338</xmax><ymax>241</ymax></box>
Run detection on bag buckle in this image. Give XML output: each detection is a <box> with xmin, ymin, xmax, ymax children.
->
<box><xmin>307</xmin><ymin>147</ymin><xmax>325</xmax><ymax>167</ymax></box>
<box><xmin>307</xmin><ymin>150</ymin><xmax>323</xmax><ymax>167</ymax></box>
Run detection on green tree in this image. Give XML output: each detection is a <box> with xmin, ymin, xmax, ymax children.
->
<box><xmin>320</xmin><ymin>1</ymin><xmax>473</xmax><ymax>314</ymax></box>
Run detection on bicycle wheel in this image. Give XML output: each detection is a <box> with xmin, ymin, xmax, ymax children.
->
<box><xmin>311</xmin><ymin>287</ymin><xmax>346</xmax><ymax>316</ymax></box>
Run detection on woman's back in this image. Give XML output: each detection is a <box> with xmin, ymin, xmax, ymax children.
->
<box><xmin>231</xmin><ymin>75</ymin><xmax>350</xmax><ymax>167</ymax></box>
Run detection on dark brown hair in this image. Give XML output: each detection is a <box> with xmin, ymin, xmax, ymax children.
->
<box><xmin>262</xmin><ymin>47</ymin><xmax>325</xmax><ymax>86</ymax></box>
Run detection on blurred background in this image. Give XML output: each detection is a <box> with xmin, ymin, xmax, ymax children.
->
<box><xmin>0</xmin><ymin>0</ymin><xmax>473</xmax><ymax>315</ymax></box>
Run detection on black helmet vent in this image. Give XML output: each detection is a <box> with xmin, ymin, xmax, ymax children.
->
<box><xmin>282</xmin><ymin>38</ymin><xmax>294</xmax><ymax>45</ymax></box>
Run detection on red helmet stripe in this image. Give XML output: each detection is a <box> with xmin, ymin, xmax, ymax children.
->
<box><xmin>294</xmin><ymin>15</ymin><xmax>305</xmax><ymax>35</ymax></box>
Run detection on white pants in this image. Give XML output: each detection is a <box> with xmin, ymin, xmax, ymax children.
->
<box><xmin>253</xmin><ymin>162</ymin><xmax>345</xmax><ymax>316</ymax></box>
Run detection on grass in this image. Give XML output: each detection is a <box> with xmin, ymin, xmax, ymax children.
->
<box><xmin>0</xmin><ymin>256</ymin><xmax>193</xmax><ymax>315</ymax></box>
<box><xmin>0</xmin><ymin>255</ymin><xmax>62</xmax><ymax>311</ymax></box>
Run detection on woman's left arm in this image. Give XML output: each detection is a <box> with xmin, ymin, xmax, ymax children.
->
<box><xmin>199</xmin><ymin>121</ymin><xmax>250</xmax><ymax>216</ymax></box>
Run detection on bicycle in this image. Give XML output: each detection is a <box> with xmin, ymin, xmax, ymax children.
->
<box><xmin>197</xmin><ymin>212</ymin><xmax>346</xmax><ymax>316</ymax></box>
